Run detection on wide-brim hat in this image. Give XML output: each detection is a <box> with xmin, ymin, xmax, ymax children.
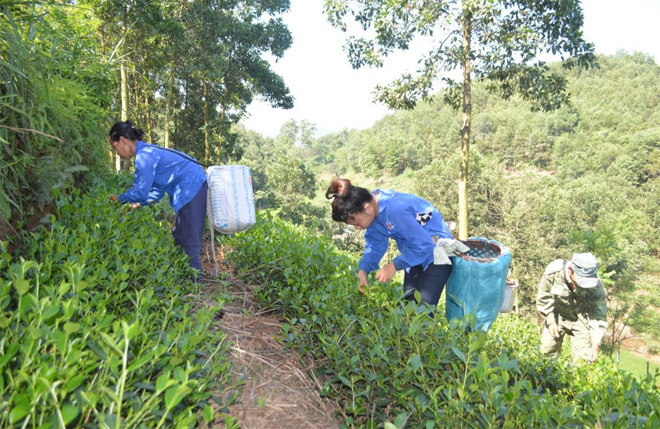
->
<box><xmin>571</xmin><ymin>252</ymin><xmax>599</xmax><ymax>288</ymax></box>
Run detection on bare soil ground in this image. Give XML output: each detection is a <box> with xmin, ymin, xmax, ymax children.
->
<box><xmin>198</xmin><ymin>240</ymin><xmax>339</xmax><ymax>429</ymax></box>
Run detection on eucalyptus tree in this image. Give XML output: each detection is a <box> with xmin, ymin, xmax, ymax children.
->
<box><xmin>175</xmin><ymin>0</ymin><xmax>294</xmax><ymax>165</ymax></box>
<box><xmin>85</xmin><ymin>0</ymin><xmax>293</xmax><ymax>168</ymax></box>
<box><xmin>324</xmin><ymin>0</ymin><xmax>595</xmax><ymax>238</ymax></box>
<box><xmin>312</xmin><ymin>128</ymin><xmax>350</xmax><ymax>168</ymax></box>
<box><xmin>275</xmin><ymin>119</ymin><xmax>317</xmax><ymax>159</ymax></box>
<box><xmin>83</xmin><ymin>0</ymin><xmax>176</xmax><ymax>172</ymax></box>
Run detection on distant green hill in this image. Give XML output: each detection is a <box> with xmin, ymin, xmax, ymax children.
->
<box><xmin>313</xmin><ymin>53</ymin><xmax>660</xmax><ymax>350</ymax></box>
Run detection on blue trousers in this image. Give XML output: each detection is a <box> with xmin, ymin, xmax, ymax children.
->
<box><xmin>403</xmin><ymin>263</ymin><xmax>452</xmax><ymax>310</ymax></box>
<box><xmin>172</xmin><ymin>181</ymin><xmax>207</xmax><ymax>275</ymax></box>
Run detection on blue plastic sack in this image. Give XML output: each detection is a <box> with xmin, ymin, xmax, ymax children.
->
<box><xmin>445</xmin><ymin>237</ymin><xmax>511</xmax><ymax>331</ymax></box>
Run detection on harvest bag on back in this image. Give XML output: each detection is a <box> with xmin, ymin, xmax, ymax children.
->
<box><xmin>206</xmin><ymin>165</ymin><xmax>256</xmax><ymax>234</ymax></box>
<box><xmin>152</xmin><ymin>146</ymin><xmax>255</xmax><ymax>275</ymax></box>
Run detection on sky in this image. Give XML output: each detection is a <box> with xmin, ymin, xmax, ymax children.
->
<box><xmin>241</xmin><ymin>0</ymin><xmax>660</xmax><ymax>139</ymax></box>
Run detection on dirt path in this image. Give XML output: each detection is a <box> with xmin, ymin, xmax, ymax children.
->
<box><xmin>199</xmin><ymin>242</ymin><xmax>339</xmax><ymax>429</ymax></box>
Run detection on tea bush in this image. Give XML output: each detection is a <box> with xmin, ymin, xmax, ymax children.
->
<box><xmin>0</xmin><ymin>179</ymin><xmax>233</xmax><ymax>428</ymax></box>
<box><xmin>225</xmin><ymin>212</ymin><xmax>660</xmax><ymax>428</ymax></box>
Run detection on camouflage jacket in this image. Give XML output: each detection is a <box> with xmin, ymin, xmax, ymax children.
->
<box><xmin>536</xmin><ymin>259</ymin><xmax>608</xmax><ymax>345</ymax></box>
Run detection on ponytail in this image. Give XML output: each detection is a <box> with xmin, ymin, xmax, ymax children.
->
<box><xmin>108</xmin><ymin>120</ymin><xmax>144</xmax><ymax>142</ymax></box>
<box><xmin>326</xmin><ymin>179</ymin><xmax>373</xmax><ymax>222</ymax></box>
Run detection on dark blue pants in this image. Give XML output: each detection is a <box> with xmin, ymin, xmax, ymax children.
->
<box><xmin>403</xmin><ymin>263</ymin><xmax>452</xmax><ymax>310</ymax></box>
<box><xmin>172</xmin><ymin>181</ymin><xmax>207</xmax><ymax>276</ymax></box>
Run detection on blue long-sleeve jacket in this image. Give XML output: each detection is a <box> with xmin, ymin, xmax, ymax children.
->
<box><xmin>118</xmin><ymin>141</ymin><xmax>206</xmax><ymax>213</ymax></box>
<box><xmin>358</xmin><ymin>189</ymin><xmax>453</xmax><ymax>274</ymax></box>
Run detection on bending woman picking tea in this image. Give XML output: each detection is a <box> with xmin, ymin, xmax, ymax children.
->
<box><xmin>108</xmin><ymin>120</ymin><xmax>207</xmax><ymax>278</ymax></box>
<box><xmin>326</xmin><ymin>178</ymin><xmax>453</xmax><ymax>308</ymax></box>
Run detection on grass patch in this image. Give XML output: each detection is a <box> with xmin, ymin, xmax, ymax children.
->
<box><xmin>611</xmin><ymin>349</ymin><xmax>660</xmax><ymax>382</ymax></box>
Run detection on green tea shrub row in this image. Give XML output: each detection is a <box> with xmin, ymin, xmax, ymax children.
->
<box><xmin>1</xmin><ymin>180</ymin><xmax>232</xmax><ymax>429</ymax></box>
<box><xmin>225</xmin><ymin>212</ymin><xmax>660</xmax><ymax>428</ymax></box>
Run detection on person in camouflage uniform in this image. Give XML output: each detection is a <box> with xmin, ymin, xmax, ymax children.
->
<box><xmin>536</xmin><ymin>253</ymin><xmax>608</xmax><ymax>365</ymax></box>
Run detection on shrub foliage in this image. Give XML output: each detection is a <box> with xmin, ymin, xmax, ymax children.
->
<box><xmin>0</xmin><ymin>178</ymin><xmax>232</xmax><ymax>428</ymax></box>
<box><xmin>225</xmin><ymin>212</ymin><xmax>660</xmax><ymax>428</ymax></box>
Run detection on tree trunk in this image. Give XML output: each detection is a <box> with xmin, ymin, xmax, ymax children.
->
<box><xmin>118</xmin><ymin>5</ymin><xmax>129</xmax><ymax>173</ymax></box>
<box><xmin>119</xmin><ymin>59</ymin><xmax>128</xmax><ymax>172</ymax></box>
<box><xmin>133</xmin><ymin>66</ymin><xmax>142</xmax><ymax>128</ymax></box>
<box><xmin>204</xmin><ymin>79</ymin><xmax>210</xmax><ymax>166</ymax></box>
<box><xmin>164</xmin><ymin>0</ymin><xmax>187</xmax><ymax>149</ymax></box>
<box><xmin>458</xmin><ymin>12</ymin><xmax>472</xmax><ymax>240</ymax></box>
<box><xmin>164</xmin><ymin>70</ymin><xmax>174</xmax><ymax>148</ymax></box>
<box><xmin>217</xmin><ymin>84</ymin><xmax>230</xmax><ymax>164</ymax></box>
<box><xmin>146</xmin><ymin>89</ymin><xmax>152</xmax><ymax>141</ymax></box>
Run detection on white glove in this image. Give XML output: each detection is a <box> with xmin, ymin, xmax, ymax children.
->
<box><xmin>433</xmin><ymin>245</ymin><xmax>452</xmax><ymax>265</ymax></box>
<box><xmin>433</xmin><ymin>238</ymin><xmax>469</xmax><ymax>265</ymax></box>
<box><xmin>436</xmin><ymin>238</ymin><xmax>469</xmax><ymax>256</ymax></box>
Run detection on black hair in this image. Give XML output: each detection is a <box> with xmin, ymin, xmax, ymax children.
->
<box><xmin>325</xmin><ymin>178</ymin><xmax>373</xmax><ymax>222</ymax></box>
<box><xmin>108</xmin><ymin>120</ymin><xmax>144</xmax><ymax>142</ymax></box>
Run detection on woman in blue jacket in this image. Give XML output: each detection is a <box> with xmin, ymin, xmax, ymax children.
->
<box><xmin>326</xmin><ymin>178</ymin><xmax>453</xmax><ymax>308</ymax></box>
<box><xmin>108</xmin><ymin>121</ymin><xmax>208</xmax><ymax>278</ymax></box>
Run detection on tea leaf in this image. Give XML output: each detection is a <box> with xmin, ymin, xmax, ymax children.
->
<box><xmin>165</xmin><ymin>385</ymin><xmax>192</xmax><ymax>409</ymax></box>
<box><xmin>394</xmin><ymin>412</ymin><xmax>409</xmax><ymax>427</ymax></box>
<box><xmin>74</xmin><ymin>280</ymin><xmax>89</xmax><ymax>293</ymax></box>
<box><xmin>127</xmin><ymin>350</ymin><xmax>156</xmax><ymax>372</ymax></box>
<box><xmin>19</xmin><ymin>293</ymin><xmax>38</xmax><ymax>312</ymax></box>
<box><xmin>203</xmin><ymin>404</ymin><xmax>214</xmax><ymax>423</ymax></box>
<box><xmin>63</xmin><ymin>322</ymin><xmax>80</xmax><ymax>335</ymax></box>
<box><xmin>28</xmin><ymin>325</ymin><xmax>43</xmax><ymax>340</ymax></box>
<box><xmin>43</xmin><ymin>303</ymin><xmax>61</xmax><ymax>320</ymax></box>
<box><xmin>13</xmin><ymin>278</ymin><xmax>30</xmax><ymax>295</ymax></box>
<box><xmin>36</xmin><ymin>377</ymin><xmax>52</xmax><ymax>394</ymax></box>
<box><xmin>99</xmin><ymin>332</ymin><xmax>123</xmax><ymax>355</ymax></box>
<box><xmin>64</xmin><ymin>375</ymin><xmax>86</xmax><ymax>392</ymax></box>
<box><xmin>81</xmin><ymin>392</ymin><xmax>99</xmax><ymax>408</ymax></box>
<box><xmin>408</xmin><ymin>354</ymin><xmax>422</xmax><ymax>372</ymax></box>
<box><xmin>58</xmin><ymin>281</ymin><xmax>71</xmax><ymax>296</ymax></box>
<box><xmin>8</xmin><ymin>395</ymin><xmax>30</xmax><ymax>424</ymax></box>
<box><xmin>134</xmin><ymin>382</ymin><xmax>156</xmax><ymax>392</ymax></box>
<box><xmin>102</xmin><ymin>413</ymin><xmax>118</xmax><ymax>428</ymax></box>
<box><xmin>338</xmin><ymin>375</ymin><xmax>352</xmax><ymax>388</ymax></box>
<box><xmin>451</xmin><ymin>347</ymin><xmax>467</xmax><ymax>363</ymax></box>
<box><xmin>468</xmin><ymin>333</ymin><xmax>487</xmax><ymax>353</ymax></box>
<box><xmin>101</xmin><ymin>386</ymin><xmax>119</xmax><ymax>403</ymax></box>
<box><xmin>156</xmin><ymin>373</ymin><xmax>171</xmax><ymax>391</ymax></box>
<box><xmin>54</xmin><ymin>329</ymin><xmax>67</xmax><ymax>354</ymax></box>
<box><xmin>87</xmin><ymin>341</ymin><xmax>108</xmax><ymax>359</ymax></box>
<box><xmin>61</xmin><ymin>404</ymin><xmax>79</xmax><ymax>424</ymax></box>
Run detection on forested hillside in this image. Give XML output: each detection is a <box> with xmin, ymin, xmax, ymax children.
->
<box><xmin>235</xmin><ymin>52</ymin><xmax>660</xmax><ymax>351</ymax></box>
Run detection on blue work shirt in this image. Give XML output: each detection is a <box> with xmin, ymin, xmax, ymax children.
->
<box><xmin>118</xmin><ymin>141</ymin><xmax>206</xmax><ymax>213</ymax></box>
<box><xmin>358</xmin><ymin>189</ymin><xmax>453</xmax><ymax>274</ymax></box>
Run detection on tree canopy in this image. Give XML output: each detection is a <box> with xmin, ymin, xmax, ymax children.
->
<box><xmin>1</xmin><ymin>0</ymin><xmax>295</xmax><ymax>231</ymax></box>
<box><xmin>324</xmin><ymin>0</ymin><xmax>595</xmax><ymax>238</ymax></box>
